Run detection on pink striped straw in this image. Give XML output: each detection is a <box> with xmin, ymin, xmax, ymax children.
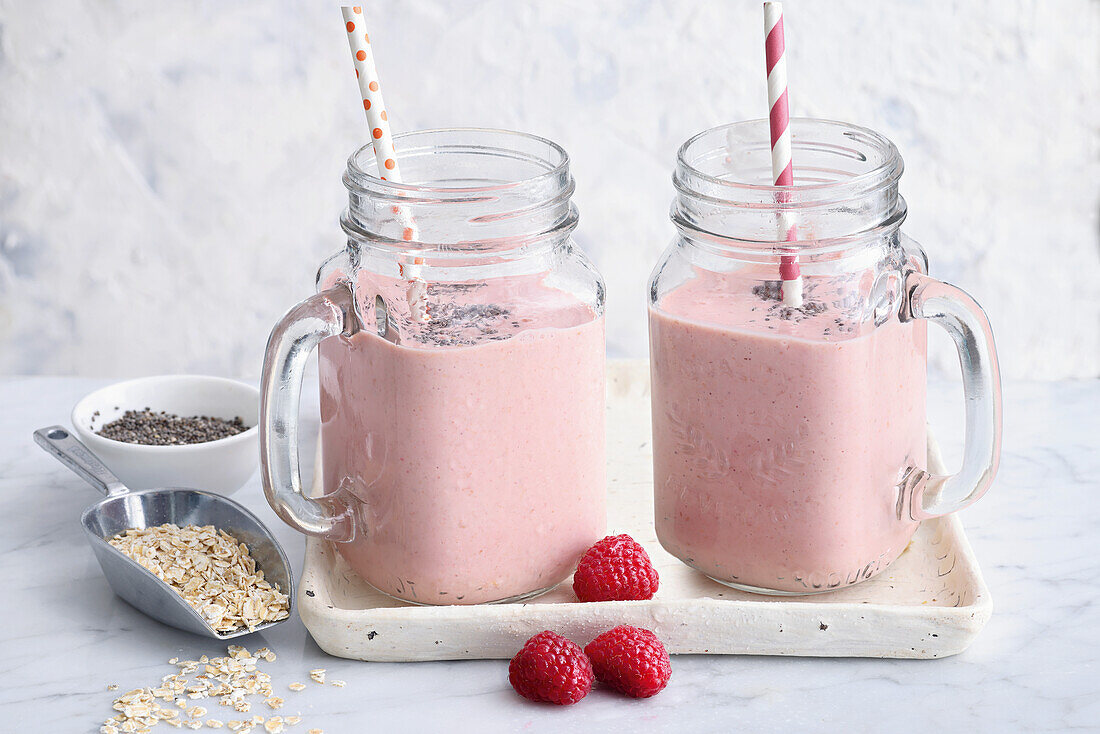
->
<box><xmin>764</xmin><ymin>1</ymin><xmax>803</xmax><ymax>308</ymax></box>
<box><xmin>340</xmin><ymin>6</ymin><xmax>428</xmax><ymax>321</ymax></box>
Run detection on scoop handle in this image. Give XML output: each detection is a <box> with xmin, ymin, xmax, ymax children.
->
<box><xmin>34</xmin><ymin>426</ymin><xmax>129</xmax><ymax>497</ymax></box>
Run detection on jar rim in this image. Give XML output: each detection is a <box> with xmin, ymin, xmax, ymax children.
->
<box><xmin>345</xmin><ymin>127</ymin><xmax>571</xmax><ymax>196</ymax></box>
<box><xmin>672</xmin><ymin>118</ymin><xmax>906</xmax><ymax>248</ymax></box>
<box><xmin>342</xmin><ymin>127</ymin><xmax>578</xmax><ymax>254</ymax></box>
<box><xmin>676</xmin><ymin>118</ymin><xmax>903</xmax><ymax>196</ymax></box>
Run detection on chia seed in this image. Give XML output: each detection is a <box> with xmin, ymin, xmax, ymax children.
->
<box><xmin>751</xmin><ymin>279</ymin><xmax>836</xmax><ymax>325</ymax></box>
<box><xmin>96</xmin><ymin>409</ymin><xmax>249</xmax><ymax>446</ymax></box>
<box><xmin>752</xmin><ymin>281</ymin><xmax>784</xmax><ymax>302</ymax></box>
<box><xmin>406</xmin><ymin>284</ymin><xmax>517</xmax><ymax>347</ymax></box>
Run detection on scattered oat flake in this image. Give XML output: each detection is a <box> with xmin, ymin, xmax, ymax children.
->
<box><xmin>328</xmin><ymin>680</ymin><xmax>345</xmax><ymax>688</ymax></box>
<box><xmin>308</xmin><ymin>729</ymin><xmax>323</xmax><ymax>734</ymax></box>
<box><xmin>101</xmin><ymin>646</ymin><xmax>339</xmax><ymax>734</ymax></box>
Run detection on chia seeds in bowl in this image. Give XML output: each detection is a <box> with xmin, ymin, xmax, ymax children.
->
<box><xmin>94</xmin><ymin>409</ymin><xmax>249</xmax><ymax>446</ymax></box>
<box><xmin>71</xmin><ymin>375</ymin><xmax>260</xmax><ymax>494</ymax></box>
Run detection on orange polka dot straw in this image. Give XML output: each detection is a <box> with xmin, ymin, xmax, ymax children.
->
<box><xmin>340</xmin><ymin>6</ymin><xmax>405</xmax><ymax>186</ymax></box>
<box><xmin>340</xmin><ymin>6</ymin><xmax>427</xmax><ymax>319</ymax></box>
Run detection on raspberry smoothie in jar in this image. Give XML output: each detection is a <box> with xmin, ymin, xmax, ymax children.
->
<box><xmin>649</xmin><ymin>120</ymin><xmax>1001</xmax><ymax>594</ymax></box>
<box><xmin>261</xmin><ymin>129</ymin><xmax>606</xmax><ymax>604</ymax></box>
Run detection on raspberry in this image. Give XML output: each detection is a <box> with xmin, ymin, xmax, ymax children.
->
<box><xmin>584</xmin><ymin>625</ymin><xmax>672</xmax><ymax>698</ymax></box>
<box><xmin>573</xmin><ymin>534</ymin><xmax>659</xmax><ymax>602</ymax></box>
<box><xmin>508</xmin><ymin>631</ymin><xmax>593</xmax><ymax>705</ymax></box>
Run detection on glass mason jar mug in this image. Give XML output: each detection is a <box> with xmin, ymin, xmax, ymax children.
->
<box><xmin>648</xmin><ymin>119</ymin><xmax>1002</xmax><ymax>595</ymax></box>
<box><xmin>260</xmin><ymin>129</ymin><xmax>607</xmax><ymax>605</ymax></box>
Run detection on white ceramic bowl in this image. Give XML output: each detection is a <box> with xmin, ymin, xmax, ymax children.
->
<box><xmin>71</xmin><ymin>375</ymin><xmax>260</xmax><ymax>495</ymax></box>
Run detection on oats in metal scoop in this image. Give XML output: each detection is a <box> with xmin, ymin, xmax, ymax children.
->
<box><xmin>107</xmin><ymin>524</ymin><xmax>290</xmax><ymax>633</ymax></box>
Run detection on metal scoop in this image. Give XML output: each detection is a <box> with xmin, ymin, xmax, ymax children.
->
<box><xmin>34</xmin><ymin>425</ymin><xmax>293</xmax><ymax>639</ymax></box>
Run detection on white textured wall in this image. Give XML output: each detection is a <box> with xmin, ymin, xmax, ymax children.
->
<box><xmin>0</xmin><ymin>0</ymin><xmax>1096</xmax><ymax>379</ymax></box>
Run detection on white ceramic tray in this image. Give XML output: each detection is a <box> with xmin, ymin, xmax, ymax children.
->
<box><xmin>299</xmin><ymin>361</ymin><xmax>991</xmax><ymax>661</ymax></box>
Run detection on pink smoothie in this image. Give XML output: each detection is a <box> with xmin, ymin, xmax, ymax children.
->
<box><xmin>650</xmin><ymin>270</ymin><xmax>926</xmax><ymax>593</ymax></box>
<box><xmin>319</xmin><ymin>276</ymin><xmax>605</xmax><ymax>604</ymax></box>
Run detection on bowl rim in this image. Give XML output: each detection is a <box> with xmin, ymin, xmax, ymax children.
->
<box><xmin>71</xmin><ymin>374</ymin><xmax>260</xmax><ymax>454</ymax></box>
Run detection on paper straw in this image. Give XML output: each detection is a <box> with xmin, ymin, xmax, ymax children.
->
<box><xmin>341</xmin><ymin>6</ymin><xmax>428</xmax><ymax>322</ymax></box>
<box><xmin>764</xmin><ymin>1</ymin><xmax>803</xmax><ymax>308</ymax></box>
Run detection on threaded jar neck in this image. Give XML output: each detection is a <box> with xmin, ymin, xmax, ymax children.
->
<box><xmin>672</xmin><ymin>118</ymin><xmax>906</xmax><ymax>257</ymax></box>
<box><xmin>341</xmin><ymin>128</ymin><xmax>578</xmax><ymax>260</ymax></box>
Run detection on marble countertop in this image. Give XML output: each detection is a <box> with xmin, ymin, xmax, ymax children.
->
<box><xmin>2</xmin><ymin>376</ymin><xmax>1097</xmax><ymax>733</ymax></box>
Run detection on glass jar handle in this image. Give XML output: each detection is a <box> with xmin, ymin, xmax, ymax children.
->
<box><xmin>259</xmin><ymin>283</ymin><xmax>358</xmax><ymax>541</ymax></box>
<box><xmin>899</xmin><ymin>272</ymin><xmax>1002</xmax><ymax>521</ymax></box>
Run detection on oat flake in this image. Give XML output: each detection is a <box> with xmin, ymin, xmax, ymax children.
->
<box><xmin>100</xmin><ymin>646</ymin><xmax>336</xmax><ymax>733</ymax></box>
